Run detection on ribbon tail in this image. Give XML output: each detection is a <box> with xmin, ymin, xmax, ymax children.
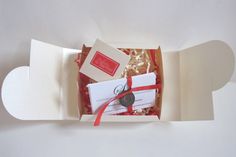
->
<box><xmin>94</xmin><ymin>102</ymin><xmax>110</xmax><ymax>126</ymax></box>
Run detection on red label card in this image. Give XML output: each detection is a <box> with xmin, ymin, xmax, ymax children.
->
<box><xmin>90</xmin><ymin>51</ymin><xmax>120</xmax><ymax>76</ymax></box>
<box><xmin>79</xmin><ymin>39</ymin><xmax>130</xmax><ymax>82</ymax></box>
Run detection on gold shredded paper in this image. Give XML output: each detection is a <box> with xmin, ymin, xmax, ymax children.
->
<box><xmin>120</xmin><ymin>48</ymin><xmax>155</xmax><ymax>77</ymax></box>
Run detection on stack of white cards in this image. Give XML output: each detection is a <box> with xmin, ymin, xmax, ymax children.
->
<box><xmin>87</xmin><ymin>73</ymin><xmax>157</xmax><ymax>114</ymax></box>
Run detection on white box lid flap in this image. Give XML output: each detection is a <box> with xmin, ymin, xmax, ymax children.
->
<box><xmin>161</xmin><ymin>40</ymin><xmax>235</xmax><ymax>121</ymax></box>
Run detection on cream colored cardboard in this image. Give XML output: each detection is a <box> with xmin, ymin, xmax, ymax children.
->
<box><xmin>1</xmin><ymin>40</ymin><xmax>234</xmax><ymax>122</ymax></box>
<box><xmin>1</xmin><ymin>40</ymin><xmax>79</xmax><ymax>120</ymax></box>
<box><xmin>161</xmin><ymin>41</ymin><xmax>235</xmax><ymax>121</ymax></box>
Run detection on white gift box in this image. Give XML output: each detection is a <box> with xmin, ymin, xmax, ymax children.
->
<box><xmin>1</xmin><ymin>39</ymin><xmax>234</xmax><ymax>123</ymax></box>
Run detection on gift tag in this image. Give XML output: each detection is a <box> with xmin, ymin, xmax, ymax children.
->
<box><xmin>79</xmin><ymin>39</ymin><xmax>130</xmax><ymax>82</ymax></box>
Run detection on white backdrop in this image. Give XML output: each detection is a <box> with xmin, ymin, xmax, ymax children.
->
<box><xmin>0</xmin><ymin>0</ymin><xmax>236</xmax><ymax>157</ymax></box>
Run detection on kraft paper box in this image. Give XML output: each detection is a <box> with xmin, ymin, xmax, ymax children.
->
<box><xmin>1</xmin><ymin>39</ymin><xmax>235</xmax><ymax>123</ymax></box>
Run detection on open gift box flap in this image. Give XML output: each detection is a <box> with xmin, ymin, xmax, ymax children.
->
<box><xmin>1</xmin><ymin>40</ymin><xmax>80</xmax><ymax>120</ymax></box>
<box><xmin>161</xmin><ymin>40</ymin><xmax>235</xmax><ymax>121</ymax></box>
<box><xmin>1</xmin><ymin>40</ymin><xmax>234</xmax><ymax>121</ymax></box>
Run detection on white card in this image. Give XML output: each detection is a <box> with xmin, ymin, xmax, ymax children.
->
<box><xmin>87</xmin><ymin>73</ymin><xmax>157</xmax><ymax>114</ymax></box>
<box><xmin>79</xmin><ymin>39</ymin><xmax>130</xmax><ymax>82</ymax></box>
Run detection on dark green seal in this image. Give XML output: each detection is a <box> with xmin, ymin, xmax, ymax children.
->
<box><xmin>119</xmin><ymin>92</ymin><xmax>135</xmax><ymax>107</ymax></box>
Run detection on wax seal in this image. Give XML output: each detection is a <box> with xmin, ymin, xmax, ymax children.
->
<box><xmin>119</xmin><ymin>92</ymin><xmax>135</xmax><ymax>107</ymax></box>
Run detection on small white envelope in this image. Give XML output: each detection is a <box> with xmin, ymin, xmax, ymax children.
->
<box><xmin>87</xmin><ymin>73</ymin><xmax>157</xmax><ymax>114</ymax></box>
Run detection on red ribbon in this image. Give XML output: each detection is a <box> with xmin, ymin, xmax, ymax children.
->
<box><xmin>94</xmin><ymin>81</ymin><xmax>161</xmax><ymax>126</ymax></box>
<box><xmin>127</xmin><ymin>76</ymin><xmax>133</xmax><ymax>113</ymax></box>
